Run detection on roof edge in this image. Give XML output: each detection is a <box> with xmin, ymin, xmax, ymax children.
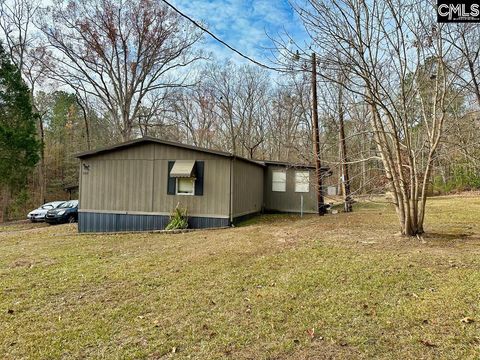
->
<box><xmin>75</xmin><ymin>136</ymin><xmax>236</xmax><ymax>158</ymax></box>
<box><xmin>75</xmin><ymin>137</ymin><xmax>331</xmax><ymax>172</ymax></box>
<box><xmin>258</xmin><ymin>160</ymin><xmax>330</xmax><ymax>172</ymax></box>
<box><xmin>75</xmin><ymin>136</ymin><xmax>264</xmax><ymax>167</ymax></box>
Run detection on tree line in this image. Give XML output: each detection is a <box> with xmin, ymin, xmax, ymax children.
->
<box><xmin>0</xmin><ymin>0</ymin><xmax>479</xmax><ymax>235</ymax></box>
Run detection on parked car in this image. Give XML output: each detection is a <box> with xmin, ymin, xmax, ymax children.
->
<box><xmin>27</xmin><ymin>201</ymin><xmax>66</xmax><ymax>222</ymax></box>
<box><xmin>45</xmin><ymin>200</ymin><xmax>78</xmax><ymax>225</ymax></box>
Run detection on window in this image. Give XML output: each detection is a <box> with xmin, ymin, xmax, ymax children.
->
<box><xmin>168</xmin><ymin>160</ymin><xmax>204</xmax><ymax>196</ymax></box>
<box><xmin>272</xmin><ymin>170</ymin><xmax>286</xmax><ymax>192</ymax></box>
<box><xmin>295</xmin><ymin>171</ymin><xmax>310</xmax><ymax>193</ymax></box>
<box><xmin>58</xmin><ymin>200</ymin><xmax>78</xmax><ymax>208</ymax></box>
<box><xmin>176</xmin><ymin>178</ymin><xmax>195</xmax><ymax>195</ymax></box>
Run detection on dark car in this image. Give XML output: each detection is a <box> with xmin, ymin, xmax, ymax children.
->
<box><xmin>45</xmin><ymin>200</ymin><xmax>78</xmax><ymax>224</ymax></box>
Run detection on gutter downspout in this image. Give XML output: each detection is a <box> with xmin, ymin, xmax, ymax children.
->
<box><xmin>151</xmin><ymin>145</ymin><xmax>155</xmax><ymax>213</ymax></box>
<box><xmin>229</xmin><ymin>157</ymin><xmax>234</xmax><ymax>226</ymax></box>
<box><xmin>78</xmin><ymin>161</ymin><xmax>82</xmax><ymax>232</ymax></box>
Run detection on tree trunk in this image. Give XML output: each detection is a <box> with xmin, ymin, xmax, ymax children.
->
<box><xmin>467</xmin><ymin>59</ymin><xmax>480</xmax><ymax>108</ymax></box>
<box><xmin>367</xmin><ymin>94</ymin><xmax>423</xmax><ymax>236</ymax></box>
<box><xmin>361</xmin><ymin>130</ymin><xmax>367</xmax><ymax>194</ymax></box>
<box><xmin>311</xmin><ymin>53</ymin><xmax>325</xmax><ymax>215</ymax></box>
<box><xmin>338</xmin><ymin>82</ymin><xmax>352</xmax><ymax>212</ymax></box>
<box><xmin>38</xmin><ymin>116</ymin><xmax>46</xmax><ymax>205</ymax></box>
<box><xmin>77</xmin><ymin>98</ymin><xmax>91</xmax><ymax>150</ymax></box>
<box><xmin>0</xmin><ymin>187</ymin><xmax>8</xmax><ymax>223</ymax></box>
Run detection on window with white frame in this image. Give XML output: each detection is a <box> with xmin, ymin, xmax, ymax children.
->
<box><xmin>176</xmin><ymin>178</ymin><xmax>195</xmax><ymax>195</ymax></box>
<box><xmin>272</xmin><ymin>170</ymin><xmax>286</xmax><ymax>192</ymax></box>
<box><xmin>295</xmin><ymin>171</ymin><xmax>310</xmax><ymax>193</ymax></box>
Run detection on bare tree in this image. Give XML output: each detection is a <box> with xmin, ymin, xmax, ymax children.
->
<box><xmin>265</xmin><ymin>84</ymin><xmax>305</xmax><ymax>161</ymax></box>
<box><xmin>39</xmin><ymin>0</ymin><xmax>203</xmax><ymax>141</ymax></box>
<box><xmin>203</xmin><ymin>63</ymin><xmax>241</xmax><ymax>154</ymax></box>
<box><xmin>235</xmin><ymin>66</ymin><xmax>269</xmax><ymax>159</ymax></box>
<box><xmin>337</xmin><ymin>74</ymin><xmax>352</xmax><ymax>212</ymax></box>
<box><xmin>294</xmin><ymin>0</ymin><xmax>460</xmax><ymax>235</ymax></box>
<box><xmin>0</xmin><ymin>0</ymin><xmax>47</xmax><ymax>90</ymax></box>
<box><xmin>171</xmin><ymin>85</ymin><xmax>218</xmax><ymax>148</ymax></box>
<box><xmin>445</xmin><ymin>24</ymin><xmax>480</xmax><ymax>108</ymax></box>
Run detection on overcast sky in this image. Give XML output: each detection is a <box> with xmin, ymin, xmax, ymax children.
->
<box><xmin>171</xmin><ymin>0</ymin><xmax>308</xmax><ymax>65</ymax></box>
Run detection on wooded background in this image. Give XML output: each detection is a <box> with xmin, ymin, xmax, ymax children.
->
<box><xmin>0</xmin><ymin>0</ymin><xmax>479</xmax><ymax>233</ymax></box>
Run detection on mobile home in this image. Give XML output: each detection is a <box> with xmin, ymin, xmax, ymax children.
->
<box><xmin>76</xmin><ymin>137</ymin><xmax>330</xmax><ymax>232</ymax></box>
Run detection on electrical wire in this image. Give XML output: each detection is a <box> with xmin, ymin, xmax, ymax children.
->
<box><xmin>160</xmin><ymin>0</ymin><xmax>285</xmax><ymax>72</ymax></box>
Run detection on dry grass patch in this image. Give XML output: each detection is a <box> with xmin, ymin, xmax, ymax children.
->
<box><xmin>1</xmin><ymin>196</ymin><xmax>480</xmax><ymax>359</ymax></box>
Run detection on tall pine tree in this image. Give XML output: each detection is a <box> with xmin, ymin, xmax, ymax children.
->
<box><xmin>0</xmin><ymin>43</ymin><xmax>39</xmax><ymax>221</ymax></box>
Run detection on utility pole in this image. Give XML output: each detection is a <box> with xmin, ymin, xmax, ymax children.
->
<box><xmin>311</xmin><ymin>52</ymin><xmax>326</xmax><ymax>216</ymax></box>
<box><xmin>338</xmin><ymin>81</ymin><xmax>352</xmax><ymax>212</ymax></box>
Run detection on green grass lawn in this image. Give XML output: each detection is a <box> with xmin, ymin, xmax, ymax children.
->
<box><xmin>1</xmin><ymin>196</ymin><xmax>480</xmax><ymax>359</ymax></box>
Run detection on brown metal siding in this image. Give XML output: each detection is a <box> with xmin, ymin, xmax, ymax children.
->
<box><xmin>152</xmin><ymin>158</ymin><xmax>230</xmax><ymax>217</ymax></box>
<box><xmin>80</xmin><ymin>159</ymin><xmax>154</xmax><ymax>212</ymax></box>
<box><xmin>80</xmin><ymin>142</ymin><xmax>231</xmax><ymax>218</ymax></box>
<box><xmin>263</xmin><ymin>166</ymin><xmax>317</xmax><ymax>213</ymax></box>
<box><xmin>232</xmin><ymin>159</ymin><xmax>264</xmax><ymax>218</ymax></box>
<box><xmin>81</xmin><ymin>143</ymin><xmax>156</xmax><ymax>160</ymax></box>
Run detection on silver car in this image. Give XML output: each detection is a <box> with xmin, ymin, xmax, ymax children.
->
<box><xmin>27</xmin><ymin>201</ymin><xmax>66</xmax><ymax>222</ymax></box>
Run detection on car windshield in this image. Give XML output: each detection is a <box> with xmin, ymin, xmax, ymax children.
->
<box><xmin>59</xmin><ymin>200</ymin><xmax>78</xmax><ymax>209</ymax></box>
<box><xmin>40</xmin><ymin>201</ymin><xmax>65</xmax><ymax>210</ymax></box>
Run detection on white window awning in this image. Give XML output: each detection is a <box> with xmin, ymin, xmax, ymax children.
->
<box><xmin>170</xmin><ymin>160</ymin><xmax>196</xmax><ymax>178</ymax></box>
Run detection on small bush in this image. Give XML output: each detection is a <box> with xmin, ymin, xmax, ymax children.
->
<box><xmin>165</xmin><ymin>205</ymin><xmax>188</xmax><ymax>230</ymax></box>
<box><xmin>6</xmin><ymin>189</ymin><xmax>33</xmax><ymax>221</ymax></box>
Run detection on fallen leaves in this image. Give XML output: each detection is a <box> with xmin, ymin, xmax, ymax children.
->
<box><xmin>420</xmin><ymin>339</ymin><xmax>437</xmax><ymax>347</ymax></box>
<box><xmin>360</xmin><ymin>241</ymin><xmax>377</xmax><ymax>245</ymax></box>
<box><xmin>362</xmin><ymin>303</ymin><xmax>377</xmax><ymax>317</ymax></box>
<box><xmin>460</xmin><ymin>317</ymin><xmax>475</xmax><ymax>324</ymax></box>
<box><xmin>2</xmin><ymin>197</ymin><xmax>480</xmax><ymax>359</ymax></box>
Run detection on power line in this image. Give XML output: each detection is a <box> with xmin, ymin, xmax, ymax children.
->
<box><xmin>160</xmin><ymin>0</ymin><xmax>284</xmax><ymax>72</ymax></box>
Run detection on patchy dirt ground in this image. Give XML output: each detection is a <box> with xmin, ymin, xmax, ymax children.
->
<box><xmin>1</xmin><ymin>196</ymin><xmax>480</xmax><ymax>359</ymax></box>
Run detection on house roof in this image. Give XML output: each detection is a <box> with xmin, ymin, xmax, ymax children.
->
<box><xmin>75</xmin><ymin>136</ymin><xmax>330</xmax><ymax>173</ymax></box>
<box><xmin>76</xmin><ymin>136</ymin><xmax>228</xmax><ymax>158</ymax></box>
<box><xmin>75</xmin><ymin>136</ymin><xmax>263</xmax><ymax>167</ymax></box>
<box><xmin>257</xmin><ymin>160</ymin><xmax>331</xmax><ymax>173</ymax></box>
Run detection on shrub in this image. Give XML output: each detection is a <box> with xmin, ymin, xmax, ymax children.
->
<box><xmin>6</xmin><ymin>189</ymin><xmax>32</xmax><ymax>221</ymax></box>
<box><xmin>165</xmin><ymin>205</ymin><xmax>188</xmax><ymax>230</ymax></box>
